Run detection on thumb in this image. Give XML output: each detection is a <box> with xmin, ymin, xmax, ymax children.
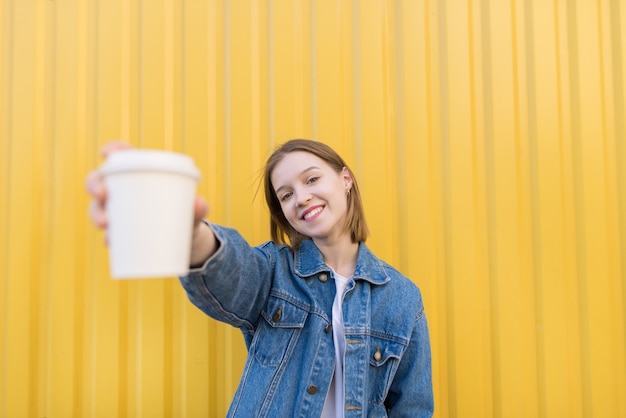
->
<box><xmin>194</xmin><ymin>196</ymin><xmax>209</xmax><ymax>224</ymax></box>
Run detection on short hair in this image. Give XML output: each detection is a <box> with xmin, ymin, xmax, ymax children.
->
<box><xmin>263</xmin><ymin>139</ymin><xmax>369</xmax><ymax>249</ymax></box>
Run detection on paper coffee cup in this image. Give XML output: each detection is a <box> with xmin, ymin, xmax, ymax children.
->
<box><xmin>100</xmin><ymin>149</ymin><xmax>201</xmax><ymax>279</ymax></box>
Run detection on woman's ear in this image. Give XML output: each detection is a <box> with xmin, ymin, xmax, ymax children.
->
<box><xmin>341</xmin><ymin>167</ymin><xmax>353</xmax><ymax>192</ymax></box>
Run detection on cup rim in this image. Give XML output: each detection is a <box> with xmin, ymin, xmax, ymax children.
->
<box><xmin>100</xmin><ymin>149</ymin><xmax>201</xmax><ymax>181</ymax></box>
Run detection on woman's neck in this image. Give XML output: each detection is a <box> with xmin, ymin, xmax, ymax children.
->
<box><xmin>314</xmin><ymin>236</ymin><xmax>359</xmax><ymax>278</ymax></box>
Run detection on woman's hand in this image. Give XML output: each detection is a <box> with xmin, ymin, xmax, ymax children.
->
<box><xmin>85</xmin><ymin>141</ymin><xmax>217</xmax><ymax>267</ymax></box>
<box><xmin>85</xmin><ymin>141</ymin><xmax>132</xmax><ymax>229</ymax></box>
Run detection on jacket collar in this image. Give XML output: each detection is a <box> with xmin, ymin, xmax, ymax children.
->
<box><xmin>293</xmin><ymin>239</ymin><xmax>390</xmax><ymax>285</ymax></box>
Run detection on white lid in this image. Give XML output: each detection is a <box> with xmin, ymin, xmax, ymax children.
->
<box><xmin>100</xmin><ymin>149</ymin><xmax>201</xmax><ymax>181</ymax></box>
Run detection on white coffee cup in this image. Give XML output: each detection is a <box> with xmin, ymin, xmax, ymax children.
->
<box><xmin>100</xmin><ymin>149</ymin><xmax>201</xmax><ymax>279</ymax></box>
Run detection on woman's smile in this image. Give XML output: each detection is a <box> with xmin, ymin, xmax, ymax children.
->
<box><xmin>302</xmin><ymin>205</ymin><xmax>324</xmax><ymax>221</ymax></box>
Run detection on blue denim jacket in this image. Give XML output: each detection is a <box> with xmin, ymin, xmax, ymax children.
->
<box><xmin>179</xmin><ymin>224</ymin><xmax>434</xmax><ymax>417</ymax></box>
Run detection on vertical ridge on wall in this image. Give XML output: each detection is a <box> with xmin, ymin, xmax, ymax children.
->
<box><xmin>392</xmin><ymin>0</ymin><xmax>407</xmax><ymax>275</ymax></box>
<box><xmin>118</xmin><ymin>3</ymin><xmax>133</xmax><ymax>415</ymax></box>
<box><xmin>73</xmin><ymin>0</ymin><xmax>93</xmax><ymax>410</ymax></box>
<box><xmin>474</xmin><ymin>0</ymin><xmax>496</xmax><ymax>415</ymax></box>
<box><xmin>5</xmin><ymin>0</ymin><xmax>35</xmax><ymax>416</ymax></box>
<box><xmin>80</xmin><ymin>1</ymin><xmax>99</xmax><ymax>415</ymax></box>
<box><xmin>32</xmin><ymin>0</ymin><xmax>49</xmax><ymax>415</ymax></box>
<box><xmin>522</xmin><ymin>0</ymin><xmax>547</xmax><ymax>415</ymax></box>
<box><xmin>523</xmin><ymin>2</ymin><xmax>553</xmax><ymax>417</ymax></box>
<box><xmin>383</xmin><ymin>1</ymin><xmax>401</xmax><ymax>270</ymax></box>
<box><xmin>0</xmin><ymin>0</ymin><xmax>8</xmax><ymax>415</ymax></box>
<box><xmin>602</xmin><ymin>0</ymin><xmax>626</xmax><ymax>412</ymax></box>
<box><xmin>34</xmin><ymin>0</ymin><xmax>48</xmax><ymax>406</ymax></box>
<box><xmin>600</xmin><ymin>0</ymin><xmax>621</xmax><ymax>412</ymax></box>
<box><xmin>565</xmin><ymin>2</ymin><xmax>593</xmax><ymax>416</ymax></box>
<box><xmin>309</xmin><ymin>0</ymin><xmax>318</xmax><ymax>140</ymax></box>
<box><xmin>551</xmin><ymin>1</ymin><xmax>582</xmax><ymax>415</ymax></box>
<box><xmin>610</xmin><ymin>0</ymin><xmax>626</xmax><ymax>412</ymax></box>
<box><xmin>436</xmin><ymin>1</ymin><xmax>458</xmax><ymax>417</ymax></box>
<box><xmin>350</xmin><ymin>0</ymin><xmax>363</xmax><ymax>179</ymax></box>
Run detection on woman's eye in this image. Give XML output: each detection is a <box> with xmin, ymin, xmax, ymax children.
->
<box><xmin>307</xmin><ymin>176</ymin><xmax>319</xmax><ymax>184</ymax></box>
<box><xmin>280</xmin><ymin>192</ymin><xmax>293</xmax><ymax>201</ymax></box>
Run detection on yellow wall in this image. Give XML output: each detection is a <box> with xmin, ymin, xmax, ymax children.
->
<box><xmin>1</xmin><ymin>0</ymin><xmax>625</xmax><ymax>417</ymax></box>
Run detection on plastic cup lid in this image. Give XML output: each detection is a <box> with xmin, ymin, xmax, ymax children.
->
<box><xmin>100</xmin><ymin>149</ymin><xmax>201</xmax><ymax>181</ymax></box>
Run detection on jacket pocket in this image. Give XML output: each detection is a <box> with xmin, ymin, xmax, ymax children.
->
<box><xmin>253</xmin><ymin>296</ymin><xmax>308</xmax><ymax>366</ymax></box>
<box><xmin>368</xmin><ymin>337</ymin><xmax>406</xmax><ymax>404</ymax></box>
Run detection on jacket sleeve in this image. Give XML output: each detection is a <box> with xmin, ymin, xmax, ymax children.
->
<box><xmin>178</xmin><ymin>223</ymin><xmax>275</xmax><ymax>333</ymax></box>
<box><xmin>385</xmin><ymin>307</ymin><xmax>434</xmax><ymax>417</ymax></box>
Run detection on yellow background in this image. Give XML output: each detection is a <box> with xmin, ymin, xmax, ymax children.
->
<box><xmin>1</xmin><ymin>0</ymin><xmax>625</xmax><ymax>417</ymax></box>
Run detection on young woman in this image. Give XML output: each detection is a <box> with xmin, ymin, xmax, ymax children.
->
<box><xmin>87</xmin><ymin>139</ymin><xmax>434</xmax><ymax>417</ymax></box>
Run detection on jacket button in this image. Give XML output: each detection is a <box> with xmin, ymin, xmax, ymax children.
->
<box><xmin>325</xmin><ymin>324</ymin><xmax>332</xmax><ymax>333</ymax></box>
<box><xmin>307</xmin><ymin>385</ymin><xmax>318</xmax><ymax>394</ymax></box>
<box><xmin>319</xmin><ymin>273</ymin><xmax>328</xmax><ymax>283</ymax></box>
<box><xmin>374</xmin><ymin>347</ymin><xmax>382</xmax><ymax>362</ymax></box>
<box><xmin>272</xmin><ymin>307</ymin><xmax>282</xmax><ymax>322</ymax></box>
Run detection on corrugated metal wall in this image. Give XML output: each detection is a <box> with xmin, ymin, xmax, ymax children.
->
<box><xmin>1</xmin><ymin>0</ymin><xmax>624</xmax><ymax>417</ymax></box>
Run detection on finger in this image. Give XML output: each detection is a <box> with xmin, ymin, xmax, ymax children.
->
<box><xmin>100</xmin><ymin>141</ymin><xmax>132</xmax><ymax>158</ymax></box>
<box><xmin>85</xmin><ymin>170</ymin><xmax>107</xmax><ymax>200</ymax></box>
<box><xmin>89</xmin><ymin>199</ymin><xmax>108</xmax><ymax>229</ymax></box>
<box><xmin>194</xmin><ymin>196</ymin><xmax>209</xmax><ymax>224</ymax></box>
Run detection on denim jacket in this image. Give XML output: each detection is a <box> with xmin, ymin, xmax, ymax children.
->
<box><xmin>179</xmin><ymin>224</ymin><xmax>434</xmax><ymax>417</ymax></box>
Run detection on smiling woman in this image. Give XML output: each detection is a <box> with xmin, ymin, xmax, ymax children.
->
<box><xmin>86</xmin><ymin>138</ymin><xmax>435</xmax><ymax>417</ymax></box>
<box><xmin>264</xmin><ymin>139</ymin><xmax>370</xmax><ymax>251</ymax></box>
<box><xmin>3</xmin><ymin>0</ymin><xmax>623</xmax><ymax>416</ymax></box>
<box><xmin>271</xmin><ymin>151</ymin><xmax>353</xmax><ymax>252</ymax></box>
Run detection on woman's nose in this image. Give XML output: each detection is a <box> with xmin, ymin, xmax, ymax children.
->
<box><xmin>296</xmin><ymin>190</ymin><xmax>312</xmax><ymax>206</ymax></box>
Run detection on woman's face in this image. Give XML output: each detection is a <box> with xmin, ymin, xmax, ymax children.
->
<box><xmin>271</xmin><ymin>151</ymin><xmax>353</xmax><ymax>245</ymax></box>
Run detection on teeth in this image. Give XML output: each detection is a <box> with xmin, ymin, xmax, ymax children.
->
<box><xmin>304</xmin><ymin>207</ymin><xmax>323</xmax><ymax>220</ymax></box>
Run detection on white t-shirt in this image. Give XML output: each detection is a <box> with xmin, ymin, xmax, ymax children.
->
<box><xmin>321</xmin><ymin>269</ymin><xmax>352</xmax><ymax>418</ymax></box>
